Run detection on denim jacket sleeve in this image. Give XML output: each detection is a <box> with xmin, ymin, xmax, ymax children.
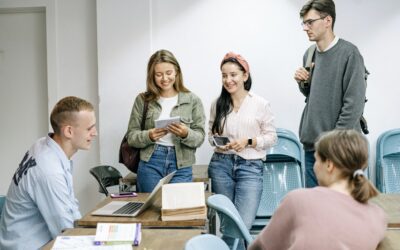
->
<box><xmin>127</xmin><ymin>94</ymin><xmax>154</xmax><ymax>148</ymax></box>
<box><xmin>179</xmin><ymin>93</ymin><xmax>206</xmax><ymax>148</ymax></box>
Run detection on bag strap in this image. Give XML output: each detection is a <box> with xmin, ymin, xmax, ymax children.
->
<box><xmin>305</xmin><ymin>44</ymin><xmax>316</xmax><ymax>71</ymax></box>
<box><xmin>140</xmin><ymin>99</ymin><xmax>149</xmax><ymax>130</ymax></box>
<box><xmin>299</xmin><ymin>44</ymin><xmax>316</xmax><ymax>90</ymax></box>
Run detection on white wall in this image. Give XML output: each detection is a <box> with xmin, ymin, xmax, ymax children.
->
<box><xmin>1</xmin><ymin>0</ymin><xmax>399</xmax><ymax>215</ymax></box>
<box><xmin>0</xmin><ymin>0</ymin><xmax>100</xmax><ymax>214</ymax></box>
<box><xmin>97</xmin><ymin>0</ymin><xmax>400</xmax><ymax>184</ymax></box>
<box><xmin>55</xmin><ymin>0</ymin><xmax>101</xmax><ymax>213</ymax></box>
<box><xmin>0</xmin><ymin>9</ymin><xmax>48</xmax><ymax>194</ymax></box>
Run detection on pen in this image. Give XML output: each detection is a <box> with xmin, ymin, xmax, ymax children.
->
<box><xmin>133</xmin><ymin>223</ymin><xmax>141</xmax><ymax>246</ymax></box>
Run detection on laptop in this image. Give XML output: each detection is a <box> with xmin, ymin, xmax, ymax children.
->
<box><xmin>91</xmin><ymin>171</ymin><xmax>176</xmax><ymax>217</ymax></box>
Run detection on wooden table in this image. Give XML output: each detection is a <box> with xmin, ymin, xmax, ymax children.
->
<box><xmin>123</xmin><ymin>164</ymin><xmax>211</xmax><ymax>191</ymax></box>
<box><xmin>77</xmin><ymin>193</ymin><xmax>213</xmax><ymax>232</ymax></box>
<box><xmin>42</xmin><ymin>228</ymin><xmax>204</xmax><ymax>250</ymax></box>
<box><xmin>371</xmin><ymin>194</ymin><xmax>400</xmax><ymax>228</ymax></box>
<box><xmin>377</xmin><ymin>229</ymin><xmax>400</xmax><ymax>250</ymax></box>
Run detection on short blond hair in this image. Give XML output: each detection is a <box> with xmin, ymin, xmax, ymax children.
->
<box><xmin>50</xmin><ymin>96</ymin><xmax>94</xmax><ymax>134</ymax></box>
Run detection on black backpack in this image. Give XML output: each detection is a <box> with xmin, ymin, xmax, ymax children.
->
<box><xmin>300</xmin><ymin>45</ymin><xmax>369</xmax><ymax>134</ymax></box>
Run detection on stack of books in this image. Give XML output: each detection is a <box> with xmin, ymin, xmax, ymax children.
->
<box><xmin>94</xmin><ymin>223</ymin><xmax>141</xmax><ymax>246</ymax></box>
<box><xmin>161</xmin><ymin>182</ymin><xmax>207</xmax><ymax>221</ymax></box>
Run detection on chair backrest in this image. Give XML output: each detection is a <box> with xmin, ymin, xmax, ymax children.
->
<box><xmin>251</xmin><ymin>128</ymin><xmax>304</xmax><ymax>234</ymax></box>
<box><xmin>378</xmin><ymin>129</ymin><xmax>400</xmax><ymax>158</ymax></box>
<box><xmin>206</xmin><ymin>194</ymin><xmax>253</xmax><ymax>247</ymax></box>
<box><xmin>89</xmin><ymin>165</ymin><xmax>122</xmax><ymax>196</ymax></box>
<box><xmin>267</xmin><ymin>128</ymin><xmax>303</xmax><ymax>165</ymax></box>
<box><xmin>376</xmin><ymin>129</ymin><xmax>400</xmax><ymax>193</ymax></box>
<box><xmin>262</xmin><ymin>128</ymin><xmax>304</xmax><ymax>211</ymax></box>
<box><xmin>184</xmin><ymin>234</ymin><xmax>230</xmax><ymax>250</ymax></box>
<box><xmin>0</xmin><ymin>195</ymin><xmax>5</xmax><ymax>218</ymax></box>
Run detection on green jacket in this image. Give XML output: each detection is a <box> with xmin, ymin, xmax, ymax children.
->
<box><xmin>127</xmin><ymin>92</ymin><xmax>206</xmax><ymax>168</ymax></box>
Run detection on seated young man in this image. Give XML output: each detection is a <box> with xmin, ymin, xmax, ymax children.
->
<box><xmin>0</xmin><ymin>96</ymin><xmax>97</xmax><ymax>249</ymax></box>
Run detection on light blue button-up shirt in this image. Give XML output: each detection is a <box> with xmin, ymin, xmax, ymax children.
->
<box><xmin>0</xmin><ymin>134</ymin><xmax>81</xmax><ymax>250</ymax></box>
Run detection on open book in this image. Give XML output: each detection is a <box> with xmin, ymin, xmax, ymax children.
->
<box><xmin>161</xmin><ymin>182</ymin><xmax>207</xmax><ymax>221</ymax></box>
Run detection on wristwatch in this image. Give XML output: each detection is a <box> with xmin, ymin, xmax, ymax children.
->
<box><xmin>247</xmin><ymin>138</ymin><xmax>252</xmax><ymax>147</ymax></box>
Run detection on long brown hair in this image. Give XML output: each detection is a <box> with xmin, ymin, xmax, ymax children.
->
<box><xmin>144</xmin><ymin>49</ymin><xmax>189</xmax><ymax>102</ymax></box>
<box><xmin>315</xmin><ymin>129</ymin><xmax>379</xmax><ymax>203</ymax></box>
<box><xmin>211</xmin><ymin>57</ymin><xmax>252</xmax><ymax>134</ymax></box>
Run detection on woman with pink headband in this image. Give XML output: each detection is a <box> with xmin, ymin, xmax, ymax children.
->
<box><xmin>208</xmin><ymin>52</ymin><xmax>277</xmax><ymax>249</ymax></box>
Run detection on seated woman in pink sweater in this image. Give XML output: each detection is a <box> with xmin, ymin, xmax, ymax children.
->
<box><xmin>249</xmin><ymin>129</ymin><xmax>387</xmax><ymax>250</ymax></box>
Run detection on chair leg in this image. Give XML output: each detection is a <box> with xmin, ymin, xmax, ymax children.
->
<box><xmin>232</xmin><ymin>238</ymin><xmax>239</xmax><ymax>250</ymax></box>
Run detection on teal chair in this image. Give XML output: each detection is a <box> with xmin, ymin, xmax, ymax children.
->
<box><xmin>251</xmin><ymin>128</ymin><xmax>304</xmax><ymax>234</ymax></box>
<box><xmin>89</xmin><ymin>165</ymin><xmax>122</xmax><ymax>196</ymax></box>
<box><xmin>185</xmin><ymin>234</ymin><xmax>230</xmax><ymax>250</ymax></box>
<box><xmin>206</xmin><ymin>194</ymin><xmax>253</xmax><ymax>250</ymax></box>
<box><xmin>0</xmin><ymin>195</ymin><xmax>5</xmax><ymax>218</ymax></box>
<box><xmin>376</xmin><ymin>129</ymin><xmax>400</xmax><ymax>193</ymax></box>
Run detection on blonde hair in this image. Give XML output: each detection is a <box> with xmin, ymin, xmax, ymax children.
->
<box><xmin>315</xmin><ymin>129</ymin><xmax>379</xmax><ymax>203</ymax></box>
<box><xmin>145</xmin><ymin>49</ymin><xmax>189</xmax><ymax>101</ymax></box>
<box><xmin>50</xmin><ymin>96</ymin><xmax>94</xmax><ymax>134</ymax></box>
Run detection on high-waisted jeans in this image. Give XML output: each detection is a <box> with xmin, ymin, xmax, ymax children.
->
<box><xmin>208</xmin><ymin>152</ymin><xmax>263</xmax><ymax>250</ymax></box>
<box><xmin>137</xmin><ymin>144</ymin><xmax>192</xmax><ymax>192</ymax></box>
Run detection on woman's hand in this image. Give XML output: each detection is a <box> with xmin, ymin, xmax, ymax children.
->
<box><xmin>167</xmin><ymin>122</ymin><xmax>188</xmax><ymax>138</ymax></box>
<box><xmin>149</xmin><ymin>128</ymin><xmax>168</xmax><ymax>141</ymax></box>
<box><xmin>227</xmin><ymin>138</ymin><xmax>248</xmax><ymax>152</ymax></box>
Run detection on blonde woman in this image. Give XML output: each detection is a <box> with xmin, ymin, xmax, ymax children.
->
<box><xmin>127</xmin><ymin>49</ymin><xmax>205</xmax><ymax>192</ymax></box>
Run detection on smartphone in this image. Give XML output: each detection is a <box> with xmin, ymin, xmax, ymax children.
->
<box><xmin>213</xmin><ymin>136</ymin><xmax>230</xmax><ymax>147</ymax></box>
<box><xmin>110</xmin><ymin>192</ymin><xmax>137</xmax><ymax>198</ymax></box>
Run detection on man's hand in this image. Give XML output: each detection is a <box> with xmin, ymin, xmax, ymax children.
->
<box><xmin>294</xmin><ymin>67</ymin><xmax>310</xmax><ymax>82</ymax></box>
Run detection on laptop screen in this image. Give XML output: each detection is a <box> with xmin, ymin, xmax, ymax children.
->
<box><xmin>91</xmin><ymin>171</ymin><xmax>176</xmax><ymax>217</ymax></box>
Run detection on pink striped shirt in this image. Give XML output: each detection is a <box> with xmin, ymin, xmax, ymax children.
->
<box><xmin>208</xmin><ymin>92</ymin><xmax>277</xmax><ymax>160</ymax></box>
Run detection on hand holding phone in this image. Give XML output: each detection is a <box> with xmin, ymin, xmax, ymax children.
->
<box><xmin>110</xmin><ymin>192</ymin><xmax>137</xmax><ymax>198</ymax></box>
<box><xmin>213</xmin><ymin>136</ymin><xmax>230</xmax><ymax>148</ymax></box>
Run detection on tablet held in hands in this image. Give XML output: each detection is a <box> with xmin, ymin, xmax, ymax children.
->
<box><xmin>154</xmin><ymin>116</ymin><xmax>181</xmax><ymax>129</ymax></box>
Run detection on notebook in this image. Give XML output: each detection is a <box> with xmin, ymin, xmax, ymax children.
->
<box><xmin>91</xmin><ymin>171</ymin><xmax>175</xmax><ymax>217</ymax></box>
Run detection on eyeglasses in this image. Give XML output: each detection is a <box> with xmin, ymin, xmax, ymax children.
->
<box><xmin>301</xmin><ymin>16</ymin><xmax>326</xmax><ymax>28</ymax></box>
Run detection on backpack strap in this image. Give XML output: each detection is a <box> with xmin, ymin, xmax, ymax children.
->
<box><xmin>299</xmin><ymin>44</ymin><xmax>316</xmax><ymax>89</ymax></box>
<box><xmin>305</xmin><ymin>44</ymin><xmax>316</xmax><ymax>71</ymax></box>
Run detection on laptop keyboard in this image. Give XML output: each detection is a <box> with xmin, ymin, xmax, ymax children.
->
<box><xmin>113</xmin><ymin>202</ymin><xmax>144</xmax><ymax>215</ymax></box>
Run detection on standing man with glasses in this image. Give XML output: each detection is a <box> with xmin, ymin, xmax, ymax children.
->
<box><xmin>294</xmin><ymin>0</ymin><xmax>367</xmax><ymax>187</ymax></box>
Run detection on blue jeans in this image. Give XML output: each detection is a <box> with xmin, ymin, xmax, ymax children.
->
<box><xmin>305</xmin><ymin>150</ymin><xmax>318</xmax><ymax>188</ymax></box>
<box><xmin>208</xmin><ymin>153</ymin><xmax>263</xmax><ymax>250</ymax></box>
<box><xmin>137</xmin><ymin>144</ymin><xmax>192</xmax><ymax>192</ymax></box>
